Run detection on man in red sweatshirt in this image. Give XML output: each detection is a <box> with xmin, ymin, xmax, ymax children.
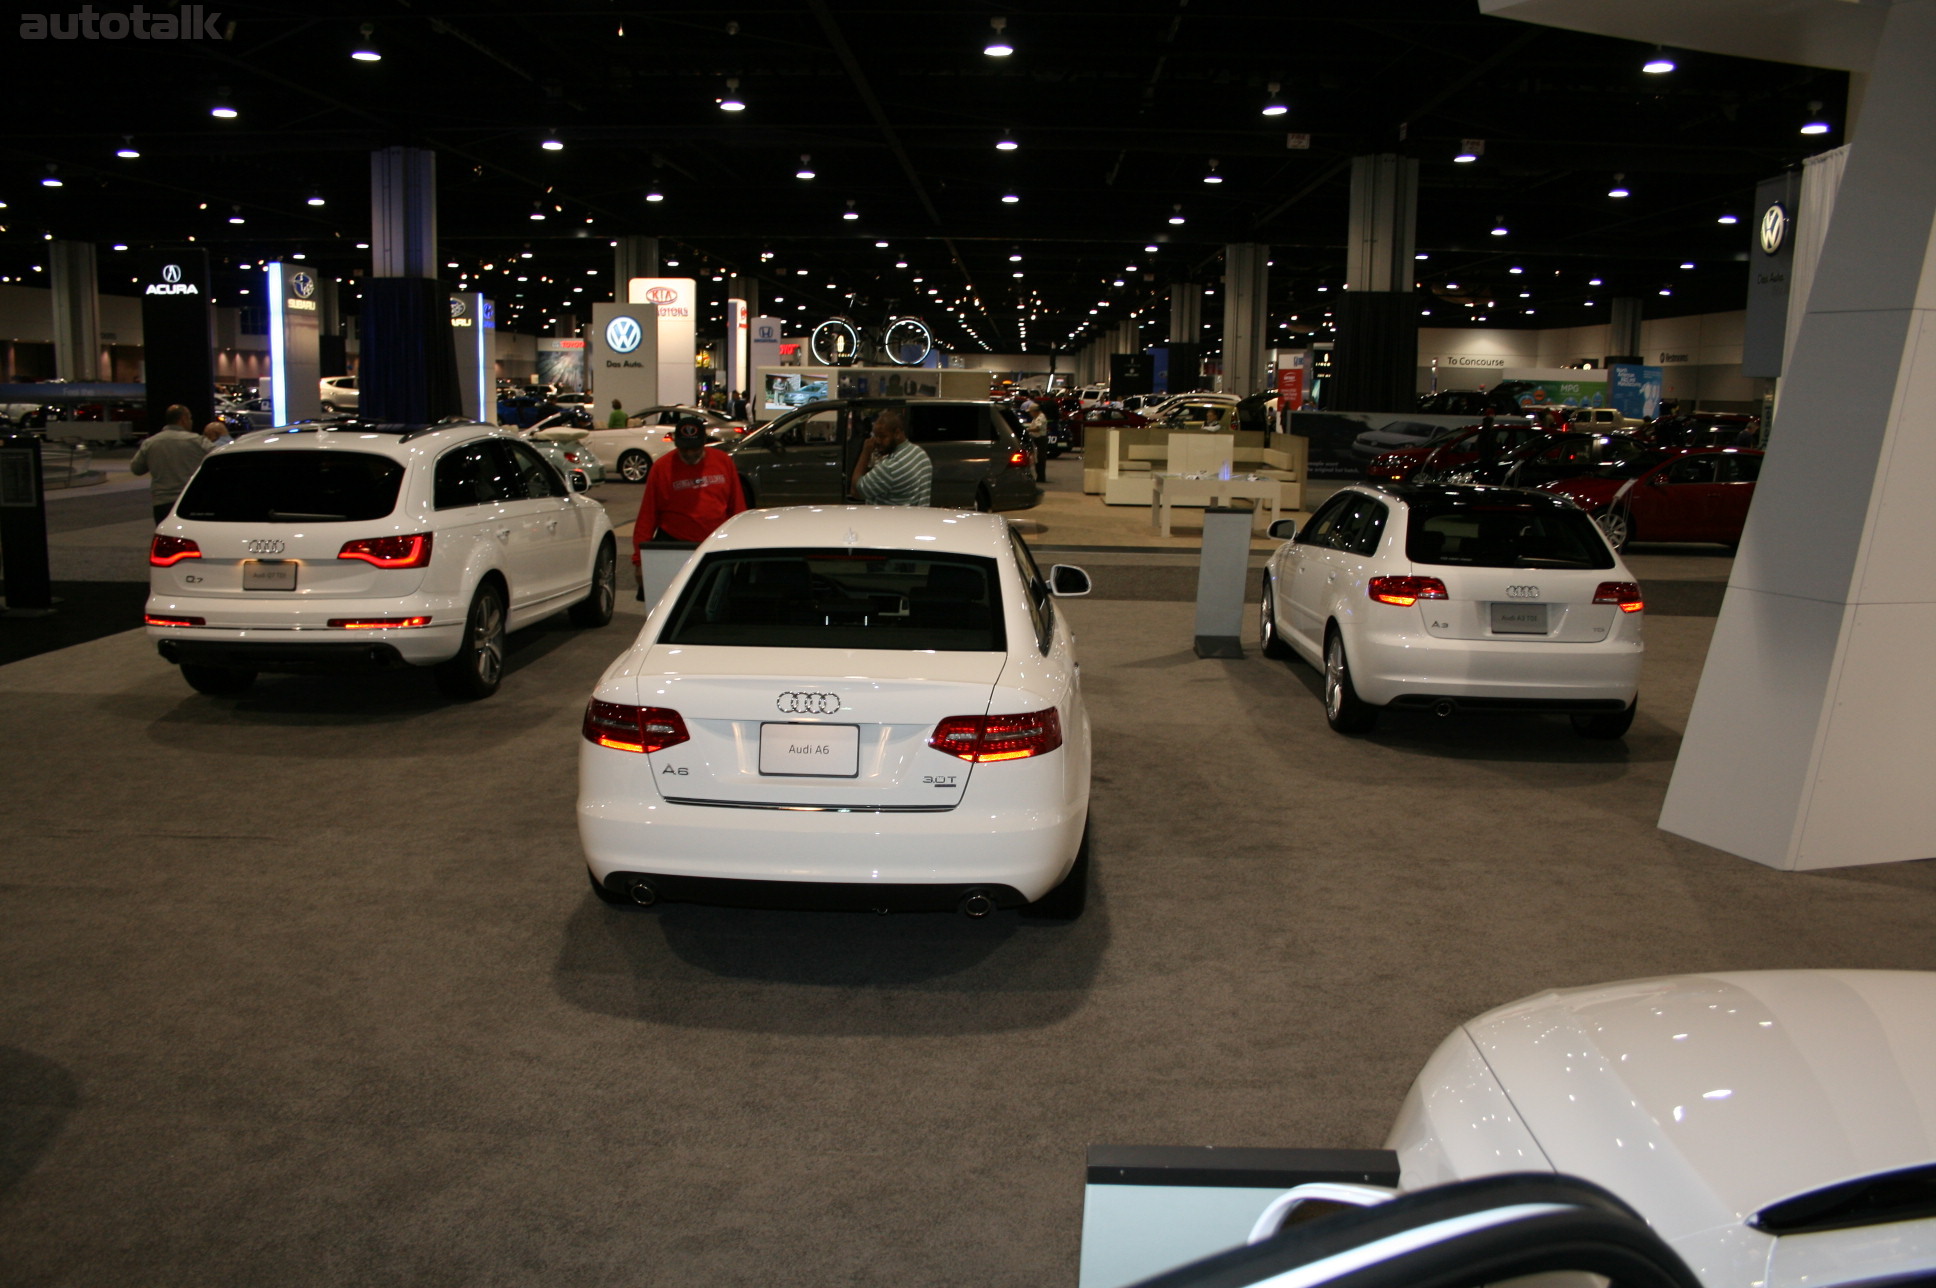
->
<box><xmin>631</xmin><ymin>418</ymin><xmax>747</xmax><ymax>595</ymax></box>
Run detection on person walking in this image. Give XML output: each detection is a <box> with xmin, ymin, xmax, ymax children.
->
<box><xmin>130</xmin><ymin>404</ymin><xmax>209</xmax><ymax>523</ymax></box>
<box><xmin>631</xmin><ymin>419</ymin><xmax>747</xmax><ymax>597</ymax></box>
<box><xmin>849</xmin><ymin>407</ymin><xmax>932</xmax><ymax>506</ymax></box>
<box><xmin>1025</xmin><ymin>404</ymin><xmax>1051</xmax><ymax>482</ymax></box>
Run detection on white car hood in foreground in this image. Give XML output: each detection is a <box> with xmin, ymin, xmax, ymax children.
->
<box><xmin>1464</xmin><ymin>970</ymin><xmax>1936</xmax><ymax>1285</ymax></box>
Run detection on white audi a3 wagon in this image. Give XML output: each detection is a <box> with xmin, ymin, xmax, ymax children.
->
<box><xmin>145</xmin><ymin>421</ymin><xmax>617</xmax><ymax>699</ymax></box>
<box><xmin>577</xmin><ymin>506</ymin><xmax>1094</xmax><ymax>918</ymax></box>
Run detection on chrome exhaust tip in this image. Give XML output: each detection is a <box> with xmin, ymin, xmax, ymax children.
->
<box><xmin>629</xmin><ymin>879</ymin><xmax>659</xmax><ymax>908</ymax></box>
<box><xmin>1433</xmin><ymin>699</ymin><xmax>1457</xmax><ymax>718</ymax></box>
<box><xmin>957</xmin><ymin>888</ymin><xmax>998</xmax><ymax>919</ymax></box>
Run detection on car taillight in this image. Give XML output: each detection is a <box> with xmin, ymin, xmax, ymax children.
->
<box><xmin>1008</xmin><ymin>449</ymin><xmax>1031</xmax><ymax>468</ymax></box>
<box><xmin>149</xmin><ymin>535</ymin><xmax>201</xmax><ymax>566</ymax></box>
<box><xmin>327</xmin><ymin>616</ymin><xmax>433</xmax><ymax>629</ymax></box>
<box><xmin>928</xmin><ymin>708</ymin><xmax>1063</xmax><ymax>762</ymax></box>
<box><xmin>582</xmin><ymin>700</ymin><xmax>690</xmax><ymax>754</ymax></box>
<box><xmin>144</xmin><ymin>614</ymin><xmax>205</xmax><ymax>627</ymax></box>
<box><xmin>1594</xmin><ymin>581</ymin><xmax>1644</xmax><ymax>613</ymax></box>
<box><xmin>337</xmin><ymin>533</ymin><xmax>433</xmax><ymax>568</ymax></box>
<box><xmin>1369</xmin><ymin>576</ymin><xmax>1448</xmax><ymax>607</ymax></box>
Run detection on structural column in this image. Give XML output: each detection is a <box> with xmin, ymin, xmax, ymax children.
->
<box><xmin>365</xmin><ymin>147</ymin><xmax>461</xmax><ymax>422</ymax></box>
<box><xmin>1168</xmin><ymin>283</ymin><xmax>1201</xmax><ymax>344</ymax></box>
<box><xmin>1606</xmin><ymin>298</ymin><xmax>1643</xmax><ymax>365</ymax></box>
<box><xmin>1332</xmin><ymin>154</ymin><xmax>1419</xmax><ymax>411</ymax></box>
<box><xmin>1222</xmin><ymin>244</ymin><xmax>1269</xmax><ymax>396</ymax></box>
<box><xmin>614</xmin><ymin>236</ymin><xmax>659</xmax><ymax>300</ymax></box>
<box><xmin>49</xmin><ymin>241</ymin><xmax>100</xmax><ymax>382</ymax></box>
<box><xmin>1659</xmin><ymin>0</ymin><xmax>1936</xmax><ymax>869</ymax></box>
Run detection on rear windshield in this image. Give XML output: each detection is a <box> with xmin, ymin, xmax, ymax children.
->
<box><xmin>174</xmin><ymin>450</ymin><xmax>404</xmax><ymax>522</ymax></box>
<box><xmin>906</xmin><ymin>404</ymin><xmax>994</xmax><ymax>442</ymax></box>
<box><xmin>659</xmin><ymin>549</ymin><xmax>1006</xmax><ymax>651</ymax></box>
<box><xmin>1406</xmin><ymin>500</ymin><xmax>1613</xmax><ymax>569</ymax></box>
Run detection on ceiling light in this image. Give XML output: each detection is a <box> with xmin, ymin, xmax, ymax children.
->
<box><xmin>1800</xmin><ymin>102</ymin><xmax>1831</xmax><ymax>135</ymax></box>
<box><xmin>1717</xmin><ymin>213</ymin><xmax>1739</xmax><ymax>225</ymax></box>
<box><xmin>306</xmin><ymin>191</ymin><xmax>326</xmax><ymax>207</ymax></box>
<box><xmin>718</xmin><ymin>78</ymin><xmax>745</xmax><ymax>111</ymax></box>
<box><xmin>209</xmin><ymin>99</ymin><xmax>238</xmax><ymax>120</ymax></box>
<box><xmin>1001</xmin><ymin>192</ymin><xmax>1020</xmax><ymax>203</ymax></box>
<box><xmin>530</xmin><ymin>204</ymin><xmax>547</xmax><ymax>220</ymax></box>
<box><xmin>1490</xmin><ymin>220</ymin><xmax>1509</xmax><ymax>236</ymax></box>
<box><xmin>1144</xmin><ymin>244</ymin><xmax>1159</xmax><ymax>254</ymax></box>
<box><xmin>1453</xmin><ymin>142</ymin><xmax>1479</xmax><ymax>163</ymax></box>
<box><xmin>351</xmin><ymin>23</ymin><xmax>380</xmax><ymax>61</ymax></box>
<box><xmin>228</xmin><ymin>208</ymin><xmax>245</xmax><ymax>224</ymax></box>
<box><xmin>541</xmin><ymin>134</ymin><xmax>564</xmax><ymax>152</ymax></box>
<box><xmin>984</xmin><ymin>16</ymin><xmax>1012</xmax><ymax>57</ymax></box>
<box><xmin>1261</xmin><ymin>82</ymin><xmax>1288</xmax><ymax>117</ymax></box>
<box><xmin>1607</xmin><ymin>173</ymin><xmax>1630</xmax><ymax>198</ymax></box>
<box><xmin>1642</xmin><ymin>47</ymin><xmax>1675</xmax><ymax>74</ymax></box>
<box><xmin>115</xmin><ymin>137</ymin><xmax>140</xmax><ymax>159</ymax></box>
<box><xmin>1203</xmin><ymin>159</ymin><xmax>1222</xmax><ymax>185</ymax></box>
<box><xmin>1168</xmin><ymin>206</ymin><xmax>1185</xmax><ymax>226</ymax></box>
<box><xmin>1444</xmin><ymin>283</ymin><xmax>1459</xmax><ymax>290</ymax></box>
<box><xmin>842</xmin><ymin>200</ymin><xmax>859</xmax><ymax>221</ymax></box>
<box><xmin>1588</xmin><ymin>277</ymin><xmax>1603</xmax><ymax>286</ymax></box>
<box><xmin>1680</xmin><ymin>262</ymin><xmax>1696</xmax><ymax>270</ymax></box>
<box><xmin>895</xmin><ymin>260</ymin><xmax>909</xmax><ymax>269</ymax></box>
<box><xmin>40</xmin><ymin>166</ymin><xmax>61</xmax><ymax>188</ymax></box>
<box><xmin>1659</xmin><ymin>287</ymin><xmax>1673</xmax><ymax>296</ymax></box>
<box><xmin>796</xmin><ymin>154</ymin><xmax>815</xmax><ymax>179</ymax></box>
<box><xmin>1009</xmin><ymin>252</ymin><xmax>1023</xmax><ymax>262</ymax></box>
<box><xmin>644</xmin><ymin>190</ymin><xmax>663</xmax><ymax>203</ymax></box>
<box><xmin>995</xmin><ymin>131</ymin><xmax>1019</xmax><ymax>152</ymax></box>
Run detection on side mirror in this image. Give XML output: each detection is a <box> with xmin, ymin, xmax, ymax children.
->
<box><xmin>1268</xmin><ymin>518</ymin><xmax>1298</xmax><ymax>541</ymax></box>
<box><xmin>1049</xmin><ymin>564</ymin><xmax>1092</xmax><ymax>597</ymax></box>
<box><xmin>570</xmin><ymin>469</ymin><xmax>589</xmax><ymax>492</ymax></box>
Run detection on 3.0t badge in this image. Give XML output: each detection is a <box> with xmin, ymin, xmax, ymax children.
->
<box><xmin>776</xmin><ymin>691</ymin><xmax>840</xmax><ymax>715</ymax></box>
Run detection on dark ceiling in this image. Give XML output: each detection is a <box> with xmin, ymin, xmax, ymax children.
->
<box><xmin>3</xmin><ymin>2</ymin><xmax>1847</xmax><ymax>357</ymax></box>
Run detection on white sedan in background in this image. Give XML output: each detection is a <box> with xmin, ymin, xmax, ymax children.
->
<box><xmin>1259</xmin><ymin>483</ymin><xmax>1643</xmax><ymax>738</ymax></box>
<box><xmin>577</xmin><ymin>506</ymin><xmax>1093</xmax><ymax>918</ymax></box>
<box><xmin>592</xmin><ymin>405</ymin><xmax>750</xmax><ymax>482</ymax></box>
<box><xmin>1386</xmin><ymin>971</ymin><xmax>1936</xmax><ymax>1288</ymax></box>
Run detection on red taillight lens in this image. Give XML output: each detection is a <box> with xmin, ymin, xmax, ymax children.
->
<box><xmin>149</xmin><ymin>535</ymin><xmax>202</xmax><ymax>566</ymax></box>
<box><xmin>928</xmin><ymin>708</ymin><xmax>1063</xmax><ymax>762</ymax></box>
<box><xmin>1369</xmin><ymin>576</ymin><xmax>1449</xmax><ymax>607</ymax></box>
<box><xmin>337</xmin><ymin>533</ymin><xmax>433</xmax><ymax>568</ymax></box>
<box><xmin>1008</xmin><ymin>449</ymin><xmax>1031</xmax><ymax>468</ymax></box>
<box><xmin>327</xmin><ymin>616</ymin><xmax>433</xmax><ymax>629</ymax></box>
<box><xmin>1594</xmin><ymin>581</ymin><xmax>1644</xmax><ymax>613</ymax></box>
<box><xmin>582</xmin><ymin>700</ymin><xmax>690</xmax><ymax>754</ymax></box>
<box><xmin>144</xmin><ymin>614</ymin><xmax>205</xmax><ymax>627</ymax></box>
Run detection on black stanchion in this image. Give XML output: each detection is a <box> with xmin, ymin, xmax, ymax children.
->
<box><xmin>0</xmin><ymin>432</ymin><xmax>55</xmax><ymax>615</ymax></box>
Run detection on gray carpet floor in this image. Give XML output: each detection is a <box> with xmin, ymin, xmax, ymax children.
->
<box><xmin>2</xmin><ymin>567</ymin><xmax>1933</xmax><ymax>1287</ymax></box>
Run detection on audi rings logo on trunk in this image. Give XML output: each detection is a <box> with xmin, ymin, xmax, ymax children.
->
<box><xmin>245</xmin><ymin>539</ymin><xmax>285</xmax><ymax>555</ymax></box>
<box><xmin>605</xmin><ymin>315</ymin><xmax>643</xmax><ymax>354</ymax></box>
<box><xmin>776</xmin><ymin>691</ymin><xmax>840</xmax><ymax>715</ymax></box>
<box><xmin>643</xmin><ymin>286</ymin><xmax>679</xmax><ymax>304</ymax></box>
<box><xmin>1505</xmin><ymin>585</ymin><xmax>1542</xmax><ymax>599</ymax></box>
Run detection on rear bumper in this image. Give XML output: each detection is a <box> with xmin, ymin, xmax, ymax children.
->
<box><xmin>1349</xmin><ymin>628</ymin><xmax>1642</xmax><ymax>709</ymax></box>
<box><xmin>591</xmin><ymin>872</ymin><xmax>1029</xmax><ymax>913</ymax></box>
<box><xmin>155</xmin><ymin>636</ymin><xmax>436</xmax><ymax>672</ymax></box>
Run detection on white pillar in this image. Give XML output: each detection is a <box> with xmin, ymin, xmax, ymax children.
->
<box><xmin>1659</xmin><ymin>0</ymin><xmax>1936</xmax><ymax>869</ymax></box>
<box><xmin>1222</xmin><ymin>244</ymin><xmax>1269</xmax><ymax>397</ymax></box>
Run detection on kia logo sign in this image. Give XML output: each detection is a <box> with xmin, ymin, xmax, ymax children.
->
<box><xmin>644</xmin><ymin>286</ymin><xmax>679</xmax><ymax>304</ymax></box>
<box><xmin>161</xmin><ymin>263</ymin><xmax>182</xmax><ymax>284</ymax></box>
<box><xmin>291</xmin><ymin>272</ymin><xmax>315</xmax><ymax>299</ymax></box>
<box><xmin>775</xmin><ymin>691</ymin><xmax>840</xmax><ymax>715</ymax></box>
<box><xmin>605</xmin><ymin>316</ymin><xmax>643</xmax><ymax>354</ymax></box>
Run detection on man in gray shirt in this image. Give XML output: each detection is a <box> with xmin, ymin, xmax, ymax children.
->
<box><xmin>849</xmin><ymin>407</ymin><xmax>932</xmax><ymax>507</ymax></box>
<box><xmin>130</xmin><ymin>404</ymin><xmax>210</xmax><ymax>523</ymax></box>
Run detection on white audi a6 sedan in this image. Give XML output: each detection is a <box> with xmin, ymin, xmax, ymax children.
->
<box><xmin>1387</xmin><ymin>971</ymin><xmax>1936</xmax><ymax>1288</ymax></box>
<box><xmin>1259</xmin><ymin>483</ymin><xmax>1643</xmax><ymax>738</ymax></box>
<box><xmin>577</xmin><ymin>506</ymin><xmax>1093</xmax><ymax>918</ymax></box>
<box><xmin>145</xmin><ymin>421</ymin><xmax>617</xmax><ymax>699</ymax></box>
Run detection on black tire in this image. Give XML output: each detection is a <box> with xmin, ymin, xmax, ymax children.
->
<box><xmin>569</xmin><ymin>538</ymin><xmax>617</xmax><ymax>628</ymax></box>
<box><xmin>1596</xmin><ymin>508</ymin><xmax>1632</xmax><ymax>551</ymax></box>
<box><xmin>1023</xmin><ymin>818</ymin><xmax>1089</xmax><ymax>921</ymax></box>
<box><xmin>1572</xmin><ymin>699</ymin><xmax>1637</xmax><ymax>740</ymax></box>
<box><xmin>1259</xmin><ymin>574</ymin><xmax>1292</xmax><ymax>659</ymax></box>
<box><xmin>1323</xmin><ymin>629</ymin><xmax>1378</xmax><ymax>734</ymax></box>
<box><xmin>588</xmin><ymin>868</ymin><xmax>626</xmax><ymax>905</ymax></box>
<box><xmin>436</xmin><ymin>582</ymin><xmax>506</xmax><ymax>700</ymax></box>
<box><xmin>975</xmin><ymin>484</ymin><xmax>994</xmax><ymax>513</ymax></box>
<box><xmin>319</xmin><ymin>401</ymin><xmax>337</xmax><ymax>414</ymax></box>
<box><xmin>181</xmin><ymin>664</ymin><xmax>255</xmax><ymax>696</ymax></box>
<box><xmin>617</xmin><ymin>450</ymin><xmax>651</xmax><ymax>483</ymax></box>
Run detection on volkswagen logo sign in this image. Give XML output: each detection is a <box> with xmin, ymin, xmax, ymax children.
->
<box><xmin>161</xmin><ymin>263</ymin><xmax>182</xmax><ymax>284</ymax></box>
<box><xmin>245</xmin><ymin>539</ymin><xmax>285</xmax><ymax>556</ymax></box>
<box><xmin>291</xmin><ymin>272</ymin><xmax>315</xmax><ymax>299</ymax></box>
<box><xmin>449</xmin><ymin>297</ymin><xmax>467</xmax><ymax>318</ymax></box>
<box><xmin>605</xmin><ymin>315</ymin><xmax>643</xmax><ymax>354</ymax></box>
<box><xmin>1505</xmin><ymin>585</ymin><xmax>1542</xmax><ymax>600</ymax></box>
<box><xmin>1759</xmin><ymin>202</ymin><xmax>1789</xmax><ymax>256</ymax></box>
<box><xmin>776</xmin><ymin>691</ymin><xmax>840</xmax><ymax>715</ymax></box>
<box><xmin>644</xmin><ymin>285</ymin><xmax>679</xmax><ymax>304</ymax></box>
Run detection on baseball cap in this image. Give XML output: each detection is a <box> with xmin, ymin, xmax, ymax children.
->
<box><xmin>672</xmin><ymin>419</ymin><xmax>710</xmax><ymax>446</ymax></box>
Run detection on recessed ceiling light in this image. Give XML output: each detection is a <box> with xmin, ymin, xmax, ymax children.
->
<box><xmin>1261</xmin><ymin>82</ymin><xmax>1287</xmax><ymax>117</ymax></box>
<box><xmin>984</xmin><ymin>16</ymin><xmax>1012</xmax><ymax>57</ymax></box>
<box><xmin>1643</xmin><ymin>48</ymin><xmax>1675</xmax><ymax>74</ymax></box>
<box><xmin>1717</xmin><ymin>213</ymin><xmax>1739</xmax><ymax>225</ymax></box>
<box><xmin>1001</xmin><ymin>192</ymin><xmax>1020</xmax><ymax>204</ymax></box>
<box><xmin>796</xmin><ymin>153</ymin><xmax>815</xmax><ymax>179</ymax></box>
<box><xmin>718</xmin><ymin>78</ymin><xmax>745</xmax><ymax>111</ymax></box>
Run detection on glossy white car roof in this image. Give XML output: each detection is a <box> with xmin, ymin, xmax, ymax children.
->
<box><xmin>699</xmin><ymin>505</ymin><xmax>1016</xmax><ymax>560</ymax></box>
<box><xmin>221</xmin><ymin>421</ymin><xmax>497</xmax><ymax>464</ymax></box>
<box><xmin>1464</xmin><ymin>970</ymin><xmax>1936</xmax><ymax>1230</ymax></box>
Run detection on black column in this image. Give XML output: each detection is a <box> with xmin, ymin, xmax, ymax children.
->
<box><xmin>1330</xmin><ymin>293</ymin><xmax>1418</xmax><ymax>413</ymax></box>
<box><xmin>360</xmin><ymin>279</ymin><xmax>463</xmax><ymax>424</ymax></box>
<box><xmin>137</xmin><ymin>248</ymin><xmax>215</xmax><ymax>432</ymax></box>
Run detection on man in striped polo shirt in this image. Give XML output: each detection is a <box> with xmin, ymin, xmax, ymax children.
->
<box><xmin>849</xmin><ymin>407</ymin><xmax>932</xmax><ymax>506</ymax></box>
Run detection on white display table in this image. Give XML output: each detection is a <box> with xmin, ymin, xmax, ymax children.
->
<box><xmin>1148</xmin><ymin>473</ymin><xmax>1284</xmax><ymax>537</ymax></box>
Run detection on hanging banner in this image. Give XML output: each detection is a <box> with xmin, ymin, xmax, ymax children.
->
<box><xmin>1276</xmin><ymin>351</ymin><xmax>1310</xmax><ymax>413</ymax></box>
<box><xmin>725</xmin><ymin>299</ymin><xmax>750</xmax><ymax>401</ymax></box>
<box><xmin>267</xmin><ymin>261</ymin><xmax>321</xmax><ymax>425</ymax></box>
<box><xmin>1608</xmin><ymin>364</ymin><xmax>1663</xmax><ymax>420</ymax></box>
<box><xmin>626</xmin><ymin>276</ymin><xmax>698</xmax><ymax>407</ymax></box>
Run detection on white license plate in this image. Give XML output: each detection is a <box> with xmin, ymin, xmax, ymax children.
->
<box><xmin>242</xmin><ymin>560</ymin><xmax>297</xmax><ymax>591</ymax></box>
<box><xmin>759</xmin><ymin>723</ymin><xmax>860</xmax><ymax>777</ymax></box>
<box><xmin>1490</xmin><ymin>602</ymin><xmax>1548</xmax><ymax>634</ymax></box>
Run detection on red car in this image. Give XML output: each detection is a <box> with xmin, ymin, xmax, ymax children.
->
<box><xmin>1537</xmin><ymin>446</ymin><xmax>1764</xmax><ymax>551</ymax></box>
<box><xmin>1366</xmin><ymin>421</ymin><xmax>1552</xmax><ymax>483</ymax></box>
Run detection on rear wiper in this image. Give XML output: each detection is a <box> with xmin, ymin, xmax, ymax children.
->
<box><xmin>267</xmin><ymin>511</ymin><xmax>348</xmax><ymax>521</ymax></box>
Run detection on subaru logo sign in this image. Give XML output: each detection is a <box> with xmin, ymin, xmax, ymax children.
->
<box><xmin>161</xmin><ymin>264</ymin><xmax>182</xmax><ymax>283</ymax></box>
<box><xmin>291</xmin><ymin>272</ymin><xmax>315</xmax><ymax>299</ymax></box>
<box><xmin>449</xmin><ymin>297</ymin><xmax>467</xmax><ymax>318</ymax></box>
<box><xmin>606</xmin><ymin>315</ymin><xmax>643</xmax><ymax>354</ymax></box>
